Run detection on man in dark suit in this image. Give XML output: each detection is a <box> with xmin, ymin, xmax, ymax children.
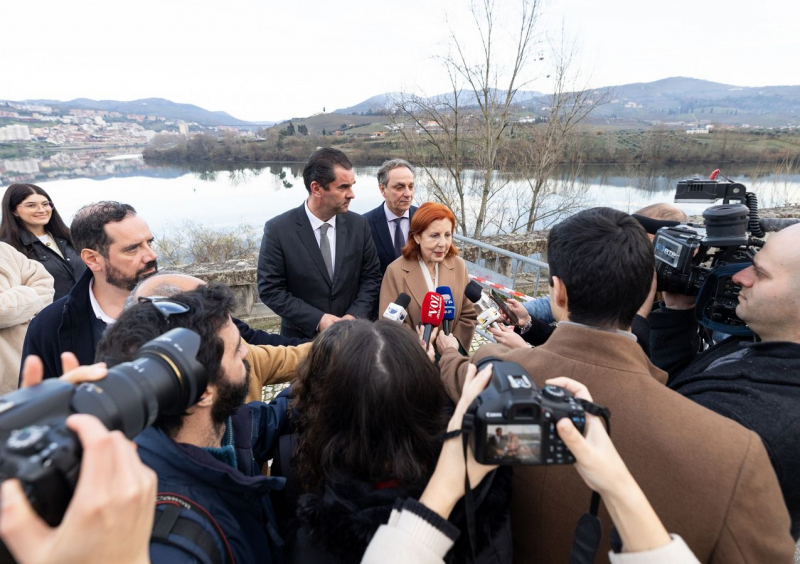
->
<box><xmin>362</xmin><ymin>158</ymin><xmax>418</xmax><ymax>275</ymax></box>
<box><xmin>436</xmin><ymin>207</ymin><xmax>794</xmax><ymax>564</ymax></box>
<box><xmin>257</xmin><ymin>148</ymin><xmax>382</xmax><ymax>339</ymax></box>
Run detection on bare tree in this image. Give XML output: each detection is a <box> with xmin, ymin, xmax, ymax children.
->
<box><xmin>509</xmin><ymin>38</ymin><xmax>608</xmax><ymax>231</ymax></box>
<box><xmin>391</xmin><ymin>0</ymin><xmax>542</xmax><ymax>237</ymax></box>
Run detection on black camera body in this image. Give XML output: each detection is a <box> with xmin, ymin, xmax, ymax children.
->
<box><xmin>465</xmin><ymin>358</ymin><xmax>585</xmax><ymax>465</ymax></box>
<box><xmin>0</xmin><ymin>328</ymin><xmax>206</xmax><ymax>526</ymax></box>
<box><xmin>653</xmin><ymin>178</ymin><xmax>764</xmax><ymax>330</ymax></box>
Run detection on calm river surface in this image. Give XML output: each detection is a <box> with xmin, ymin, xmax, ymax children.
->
<box><xmin>2</xmin><ymin>152</ymin><xmax>798</xmax><ymax>235</ymax></box>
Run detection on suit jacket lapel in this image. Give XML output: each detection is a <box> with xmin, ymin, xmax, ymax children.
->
<box><xmin>332</xmin><ymin>213</ymin><xmax>348</xmax><ymax>287</ymax></box>
<box><xmin>294</xmin><ymin>205</ymin><xmax>332</xmax><ymax>286</ymax></box>
<box><xmin>372</xmin><ymin>205</ymin><xmax>395</xmax><ymax>259</ymax></box>
<box><xmin>403</xmin><ymin>258</ymin><xmax>429</xmax><ymax>307</ymax></box>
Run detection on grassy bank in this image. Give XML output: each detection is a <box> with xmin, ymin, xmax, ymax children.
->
<box><xmin>142</xmin><ymin>127</ymin><xmax>800</xmax><ymax>168</ymax></box>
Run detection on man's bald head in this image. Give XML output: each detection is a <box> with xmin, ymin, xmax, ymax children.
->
<box><xmin>135</xmin><ymin>273</ymin><xmax>206</xmax><ymax>297</ymax></box>
<box><xmin>635</xmin><ymin>203</ymin><xmax>688</xmax><ymax>222</ymax></box>
<box><xmin>732</xmin><ymin>223</ymin><xmax>800</xmax><ymax>342</ymax></box>
<box><xmin>125</xmin><ymin>272</ymin><xmax>207</xmax><ymax>309</ymax></box>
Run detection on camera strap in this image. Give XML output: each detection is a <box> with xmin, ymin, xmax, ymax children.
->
<box><xmin>567</xmin><ymin>400</ymin><xmax>611</xmax><ymax>564</ymax></box>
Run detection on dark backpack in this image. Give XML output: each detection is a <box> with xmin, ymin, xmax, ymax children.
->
<box><xmin>151</xmin><ymin>492</ymin><xmax>235</xmax><ymax>564</ymax></box>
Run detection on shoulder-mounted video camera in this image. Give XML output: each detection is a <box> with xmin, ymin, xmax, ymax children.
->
<box><xmin>653</xmin><ymin>177</ymin><xmax>766</xmax><ymax>334</ymax></box>
<box><xmin>464</xmin><ymin>358</ymin><xmax>586</xmax><ymax>465</ymax></box>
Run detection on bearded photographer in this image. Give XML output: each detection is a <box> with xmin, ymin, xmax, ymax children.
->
<box><xmin>650</xmin><ymin>222</ymin><xmax>800</xmax><ymax>539</ymax></box>
<box><xmin>94</xmin><ymin>283</ymin><xmax>288</xmax><ymax>564</ymax></box>
<box><xmin>436</xmin><ymin>207</ymin><xmax>794</xmax><ymax>564</ymax></box>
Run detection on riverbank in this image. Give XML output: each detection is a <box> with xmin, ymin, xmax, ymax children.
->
<box><xmin>140</xmin><ymin>128</ymin><xmax>800</xmax><ymax>167</ymax></box>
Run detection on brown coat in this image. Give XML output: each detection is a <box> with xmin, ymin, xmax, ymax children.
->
<box><xmin>244</xmin><ymin>341</ymin><xmax>312</xmax><ymax>402</ymax></box>
<box><xmin>439</xmin><ymin>324</ymin><xmax>794</xmax><ymax>564</ymax></box>
<box><xmin>379</xmin><ymin>255</ymin><xmax>477</xmax><ymax>350</ymax></box>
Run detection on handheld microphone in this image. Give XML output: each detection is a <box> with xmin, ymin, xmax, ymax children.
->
<box><xmin>465</xmin><ymin>281</ymin><xmax>502</xmax><ymax>329</ymax></box>
<box><xmin>383</xmin><ymin>293</ymin><xmax>411</xmax><ymax>323</ymax></box>
<box><xmin>436</xmin><ymin>286</ymin><xmax>456</xmax><ymax>335</ymax></box>
<box><xmin>420</xmin><ymin>292</ymin><xmax>444</xmax><ymax>348</ymax></box>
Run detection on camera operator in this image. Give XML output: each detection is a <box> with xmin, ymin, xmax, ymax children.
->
<box><xmin>490</xmin><ymin>203</ymin><xmax>686</xmax><ymax>352</ymax></box>
<box><xmin>362</xmin><ymin>368</ymin><xmax>700</xmax><ymax>564</ymax></box>
<box><xmin>650</xmin><ymin>222</ymin><xmax>800</xmax><ymax>539</ymax></box>
<box><xmin>436</xmin><ymin>207</ymin><xmax>794</xmax><ymax>564</ymax></box>
<box><xmin>94</xmin><ymin>283</ymin><xmax>288</xmax><ymax>564</ymax></box>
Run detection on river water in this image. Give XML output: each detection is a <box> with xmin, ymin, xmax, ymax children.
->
<box><xmin>2</xmin><ymin>151</ymin><xmax>798</xmax><ymax>236</ymax></box>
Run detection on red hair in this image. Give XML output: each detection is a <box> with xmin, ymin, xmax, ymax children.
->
<box><xmin>402</xmin><ymin>202</ymin><xmax>459</xmax><ymax>261</ymax></box>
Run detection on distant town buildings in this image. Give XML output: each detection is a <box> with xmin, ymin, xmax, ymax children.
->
<box><xmin>0</xmin><ymin>124</ymin><xmax>31</xmax><ymax>141</ymax></box>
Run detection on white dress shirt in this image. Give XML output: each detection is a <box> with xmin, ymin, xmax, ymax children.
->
<box><xmin>88</xmin><ymin>278</ymin><xmax>117</xmax><ymax>326</ymax></box>
<box><xmin>305</xmin><ymin>200</ymin><xmax>337</xmax><ymax>273</ymax></box>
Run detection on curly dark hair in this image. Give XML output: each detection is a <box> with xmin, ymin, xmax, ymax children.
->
<box><xmin>291</xmin><ymin>320</ymin><xmax>447</xmax><ymax>492</ymax></box>
<box><xmin>95</xmin><ymin>283</ymin><xmax>235</xmax><ymax>436</ymax></box>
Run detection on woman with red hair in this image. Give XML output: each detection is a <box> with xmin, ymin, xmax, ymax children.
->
<box><xmin>379</xmin><ymin>202</ymin><xmax>477</xmax><ymax>351</ymax></box>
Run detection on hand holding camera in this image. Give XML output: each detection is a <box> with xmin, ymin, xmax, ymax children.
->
<box><xmin>419</xmin><ymin>363</ymin><xmax>498</xmax><ymax>519</ymax></box>
<box><xmin>0</xmin><ymin>414</ymin><xmax>156</xmax><ymax>564</ymax></box>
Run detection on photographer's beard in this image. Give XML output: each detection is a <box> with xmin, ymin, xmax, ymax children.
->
<box><xmin>105</xmin><ymin>259</ymin><xmax>159</xmax><ymax>292</ymax></box>
<box><xmin>211</xmin><ymin>359</ymin><xmax>251</xmax><ymax>427</ymax></box>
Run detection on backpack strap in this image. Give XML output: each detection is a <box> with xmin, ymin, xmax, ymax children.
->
<box><xmin>152</xmin><ymin>493</ymin><xmax>236</xmax><ymax>564</ymax></box>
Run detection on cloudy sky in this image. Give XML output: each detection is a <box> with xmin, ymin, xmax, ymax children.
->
<box><xmin>5</xmin><ymin>0</ymin><xmax>799</xmax><ymax>122</ymax></box>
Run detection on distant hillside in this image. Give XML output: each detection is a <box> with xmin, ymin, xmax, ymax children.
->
<box><xmin>269</xmin><ymin>113</ymin><xmax>385</xmax><ymax>135</ymax></box>
<box><xmin>590</xmin><ymin>77</ymin><xmax>800</xmax><ymax>126</ymax></box>
<box><xmin>333</xmin><ymin>77</ymin><xmax>800</xmax><ymax>127</ymax></box>
<box><xmin>334</xmin><ymin>88</ymin><xmax>545</xmax><ymax>115</ymax></box>
<box><xmin>25</xmin><ymin>97</ymin><xmax>255</xmax><ymax>127</ymax></box>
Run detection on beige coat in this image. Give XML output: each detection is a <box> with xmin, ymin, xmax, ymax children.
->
<box><xmin>379</xmin><ymin>256</ymin><xmax>477</xmax><ymax>350</ymax></box>
<box><xmin>439</xmin><ymin>324</ymin><xmax>795</xmax><ymax>564</ymax></box>
<box><xmin>0</xmin><ymin>242</ymin><xmax>54</xmax><ymax>393</ymax></box>
<box><xmin>244</xmin><ymin>341</ymin><xmax>312</xmax><ymax>402</ymax></box>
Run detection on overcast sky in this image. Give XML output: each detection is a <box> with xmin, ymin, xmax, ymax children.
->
<box><xmin>5</xmin><ymin>0</ymin><xmax>799</xmax><ymax>122</ymax></box>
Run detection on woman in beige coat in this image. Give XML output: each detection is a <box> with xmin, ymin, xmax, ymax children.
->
<box><xmin>379</xmin><ymin>202</ymin><xmax>477</xmax><ymax>351</ymax></box>
<box><xmin>0</xmin><ymin>242</ymin><xmax>54</xmax><ymax>393</ymax></box>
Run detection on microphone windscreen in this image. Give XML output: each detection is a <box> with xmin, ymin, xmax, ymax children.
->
<box><xmin>437</xmin><ymin>286</ymin><xmax>455</xmax><ymax>320</ymax></box>
<box><xmin>420</xmin><ymin>292</ymin><xmax>444</xmax><ymax>326</ymax></box>
<box><xmin>465</xmin><ymin>281</ymin><xmax>484</xmax><ymax>304</ymax></box>
<box><xmin>395</xmin><ymin>293</ymin><xmax>412</xmax><ymax>309</ymax></box>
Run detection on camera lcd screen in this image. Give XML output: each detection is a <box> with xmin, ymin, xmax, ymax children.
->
<box><xmin>485</xmin><ymin>424</ymin><xmax>541</xmax><ymax>463</ymax></box>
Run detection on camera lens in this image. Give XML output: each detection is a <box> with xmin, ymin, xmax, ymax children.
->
<box><xmin>69</xmin><ymin>329</ymin><xmax>207</xmax><ymax>439</ymax></box>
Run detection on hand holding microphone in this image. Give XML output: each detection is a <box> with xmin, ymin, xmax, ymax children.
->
<box><xmin>420</xmin><ymin>292</ymin><xmax>445</xmax><ymax>348</ymax></box>
<box><xmin>464</xmin><ymin>281</ymin><xmax>502</xmax><ymax>330</ymax></box>
<box><xmin>436</xmin><ymin>286</ymin><xmax>456</xmax><ymax>335</ymax></box>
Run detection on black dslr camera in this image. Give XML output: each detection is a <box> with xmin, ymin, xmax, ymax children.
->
<box><xmin>0</xmin><ymin>328</ymin><xmax>207</xmax><ymax>526</ymax></box>
<box><xmin>465</xmin><ymin>358</ymin><xmax>585</xmax><ymax>465</ymax></box>
<box><xmin>653</xmin><ymin>178</ymin><xmax>765</xmax><ymax>331</ymax></box>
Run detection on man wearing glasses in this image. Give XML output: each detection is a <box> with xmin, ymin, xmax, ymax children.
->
<box><xmin>20</xmin><ymin>201</ymin><xmax>159</xmax><ymax>380</ymax></box>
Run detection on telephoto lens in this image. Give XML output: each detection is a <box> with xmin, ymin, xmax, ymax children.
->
<box><xmin>0</xmin><ymin>328</ymin><xmax>207</xmax><ymax>526</ymax></box>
